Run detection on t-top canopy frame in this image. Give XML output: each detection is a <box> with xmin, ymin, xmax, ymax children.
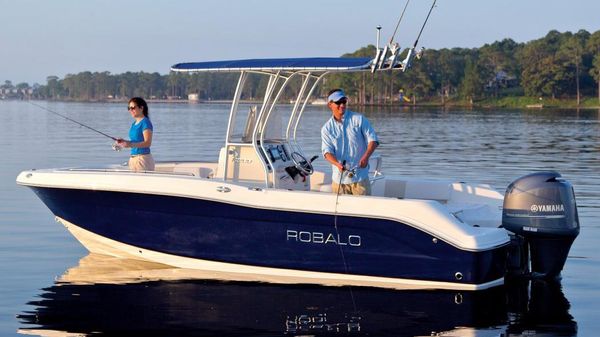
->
<box><xmin>171</xmin><ymin>57</ymin><xmax>373</xmax><ymax>74</ymax></box>
<box><xmin>169</xmin><ymin>56</ymin><xmax>404</xmax><ymax>187</ymax></box>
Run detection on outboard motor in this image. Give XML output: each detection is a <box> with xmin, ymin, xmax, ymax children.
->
<box><xmin>502</xmin><ymin>171</ymin><xmax>579</xmax><ymax>279</ymax></box>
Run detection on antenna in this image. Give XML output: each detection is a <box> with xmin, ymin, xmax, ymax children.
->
<box><xmin>371</xmin><ymin>26</ymin><xmax>384</xmax><ymax>73</ymax></box>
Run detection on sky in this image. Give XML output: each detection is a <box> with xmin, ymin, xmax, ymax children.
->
<box><xmin>1</xmin><ymin>0</ymin><xmax>600</xmax><ymax>85</ymax></box>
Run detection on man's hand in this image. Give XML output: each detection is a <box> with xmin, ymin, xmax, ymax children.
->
<box><xmin>359</xmin><ymin>141</ymin><xmax>379</xmax><ymax>168</ymax></box>
<box><xmin>325</xmin><ymin>152</ymin><xmax>345</xmax><ymax>172</ymax></box>
<box><xmin>359</xmin><ymin>156</ymin><xmax>369</xmax><ymax>168</ymax></box>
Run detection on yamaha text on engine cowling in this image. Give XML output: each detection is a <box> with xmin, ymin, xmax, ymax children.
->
<box><xmin>502</xmin><ymin>171</ymin><xmax>580</xmax><ymax>279</ymax></box>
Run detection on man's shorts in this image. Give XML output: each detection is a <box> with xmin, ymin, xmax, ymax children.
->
<box><xmin>332</xmin><ymin>179</ymin><xmax>370</xmax><ymax>195</ymax></box>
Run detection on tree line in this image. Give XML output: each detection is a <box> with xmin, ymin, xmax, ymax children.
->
<box><xmin>7</xmin><ymin>29</ymin><xmax>600</xmax><ymax>105</ymax></box>
<box><xmin>327</xmin><ymin>29</ymin><xmax>600</xmax><ymax>105</ymax></box>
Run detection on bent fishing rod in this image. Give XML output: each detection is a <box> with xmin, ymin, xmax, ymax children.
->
<box><xmin>28</xmin><ymin>101</ymin><xmax>118</xmax><ymax>141</ymax></box>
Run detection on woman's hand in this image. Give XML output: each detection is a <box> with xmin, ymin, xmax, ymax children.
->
<box><xmin>116</xmin><ymin>138</ymin><xmax>130</xmax><ymax>148</ymax></box>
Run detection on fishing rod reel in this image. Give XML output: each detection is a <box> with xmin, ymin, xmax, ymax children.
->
<box><xmin>343</xmin><ymin>164</ymin><xmax>358</xmax><ymax>179</ymax></box>
<box><xmin>112</xmin><ymin>142</ymin><xmax>123</xmax><ymax>152</ymax></box>
<box><xmin>416</xmin><ymin>47</ymin><xmax>425</xmax><ymax>60</ymax></box>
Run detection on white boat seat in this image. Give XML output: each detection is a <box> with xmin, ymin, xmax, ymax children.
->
<box><xmin>404</xmin><ymin>180</ymin><xmax>451</xmax><ymax>202</ymax></box>
<box><xmin>172</xmin><ymin>166</ymin><xmax>214</xmax><ymax>178</ymax></box>
<box><xmin>320</xmin><ymin>184</ymin><xmax>333</xmax><ymax>193</ymax></box>
<box><xmin>309</xmin><ymin>171</ymin><xmax>333</xmax><ymax>193</ymax></box>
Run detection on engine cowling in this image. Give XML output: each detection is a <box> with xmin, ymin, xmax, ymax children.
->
<box><xmin>502</xmin><ymin>171</ymin><xmax>579</xmax><ymax>278</ymax></box>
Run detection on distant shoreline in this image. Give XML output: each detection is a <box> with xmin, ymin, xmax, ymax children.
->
<box><xmin>4</xmin><ymin>97</ymin><xmax>600</xmax><ymax>109</ymax></box>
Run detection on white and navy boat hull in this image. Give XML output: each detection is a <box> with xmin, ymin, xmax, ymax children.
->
<box><xmin>19</xmin><ymin>169</ymin><xmax>508</xmax><ymax>291</ymax></box>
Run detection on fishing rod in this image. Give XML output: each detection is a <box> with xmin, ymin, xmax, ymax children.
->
<box><xmin>399</xmin><ymin>0</ymin><xmax>437</xmax><ymax>72</ymax></box>
<box><xmin>28</xmin><ymin>101</ymin><xmax>118</xmax><ymax>141</ymax></box>
<box><xmin>333</xmin><ymin>160</ymin><xmax>357</xmax><ymax>311</ymax></box>
<box><xmin>375</xmin><ymin>0</ymin><xmax>410</xmax><ymax>70</ymax></box>
<box><xmin>388</xmin><ymin>0</ymin><xmax>411</xmax><ymax>46</ymax></box>
<box><xmin>373</xmin><ymin>0</ymin><xmax>437</xmax><ymax>71</ymax></box>
<box><xmin>334</xmin><ymin>161</ymin><xmax>347</xmax><ymax>226</ymax></box>
<box><xmin>412</xmin><ymin>0</ymin><xmax>437</xmax><ymax>49</ymax></box>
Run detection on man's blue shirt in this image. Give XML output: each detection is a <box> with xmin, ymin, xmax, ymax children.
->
<box><xmin>321</xmin><ymin>110</ymin><xmax>378</xmax><ymax>184</ymax></box>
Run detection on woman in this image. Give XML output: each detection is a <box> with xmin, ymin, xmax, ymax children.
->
<box><xmin>117</xmin><ymin>97</ymin><xmax>155</xmax><ymax>171</ymax></box>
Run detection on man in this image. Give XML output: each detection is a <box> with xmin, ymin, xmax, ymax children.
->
<box><xmin>321</xmin><ymin>89</ymin><xmax>379</xmax><ymax>195</ymax></box>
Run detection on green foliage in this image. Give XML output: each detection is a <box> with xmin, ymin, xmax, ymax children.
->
<box><xmin>28</xmin><ymin>29</ymin><xmax>600</xmax><ymax>106</ymax></box>
<box><xmin>460</xmin><ymin>56</ymin><xmax>486</xmax><ymax>100</ymax></box>
<box><xmin>592</xmin><ymin>55</ymin><xmax>600</xmax><ymax>82</ymax></box>
<box><xmin>589</xmin><ymin>32</ymin><xmax>600</xmax><ymax>99</ymax></box>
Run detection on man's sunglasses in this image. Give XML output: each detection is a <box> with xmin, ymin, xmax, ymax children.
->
<box><xmin>333</xmin><ymin>99</ymin><xmax>347</xmax><ymax>106</ymax></box>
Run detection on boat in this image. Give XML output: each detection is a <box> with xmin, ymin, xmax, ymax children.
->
<box><xmin>16</xmin><ymin>24</ymin><xmax>580</xmax><ymax>291</ymax></box>
<box><xmin>310</xmin><ymin>98</ymin><xmax>327</xmax><ymax>105</ymax></box>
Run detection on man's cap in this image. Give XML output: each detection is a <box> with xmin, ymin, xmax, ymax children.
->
<box><xmin>328</xmin><ymin>90</ymin><xmax>347</xmax><ymax>103</ymax></box>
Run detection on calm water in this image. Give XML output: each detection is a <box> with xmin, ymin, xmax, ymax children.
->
<box><xmin>1</xmin><ymin>100</ymin><xmax>599</xmax><ymax>336</ymax></box>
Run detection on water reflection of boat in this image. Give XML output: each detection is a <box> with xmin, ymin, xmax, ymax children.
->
<box><xmin>505</xmin><ymin>278</ymin><xmax>578</xmax><ymax>337</ymax></box>
<box><xmin>17</xmin><ymin>255</ymin><xmax>576</xmax><ymax>337</ymax></box>
<box><xmin>17</xmin><ymin>254</ymin><xmax>510</xmax><ymax>337</ymax></box>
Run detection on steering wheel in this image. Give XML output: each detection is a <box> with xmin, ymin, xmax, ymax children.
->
<box><xmin>291</xmin><ymin>151</ymin><xmax>314</xmax><ymax>176</ymax></box>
